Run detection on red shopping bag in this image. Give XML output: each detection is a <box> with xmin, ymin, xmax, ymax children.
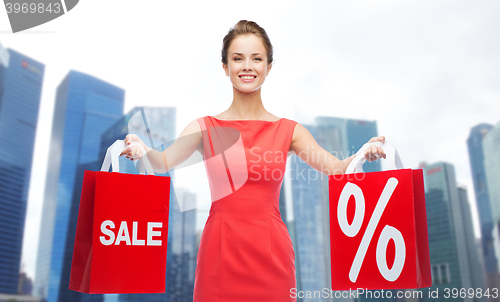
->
<box><xmin>69</xmin><ymin>140</ymin><xmax>171</xmax><ymax>294</ymax></box>
<box><xmin>329</xmin><ymin>141</ymin><xmax>431</xmax><ymax>290</ymax></box>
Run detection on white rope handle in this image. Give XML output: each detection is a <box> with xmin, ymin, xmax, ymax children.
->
<box><xmin>100</xmin><ymin>139</ymin><xmax>155</xmax><ymax>175</ymax></box>
<box><xmin>345</xmin><ymin>141</ymin><xmax>404</xmax><ymax>174</ymax></box>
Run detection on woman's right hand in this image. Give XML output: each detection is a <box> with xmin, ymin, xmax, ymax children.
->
<box><xmin>119</xmin><ymin>134</ymin><xmax>148</xmax><ymax>161</ymax></box>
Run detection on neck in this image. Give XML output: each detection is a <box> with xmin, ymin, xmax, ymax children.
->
<box><xmin>225</xmin><ymin>86</ymin><xmax>268</xmax><ymax>119</ymax></box>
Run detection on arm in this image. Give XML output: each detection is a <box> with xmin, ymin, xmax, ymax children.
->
<box><xmin>289</xmin><ymin>123</ymin><xmax>385</xmax><ymax>175</ymax></box>
<box><xmin>128</xmin><ymin>119</ymin><xmax>203</xmax><ymax>174</ymax></box>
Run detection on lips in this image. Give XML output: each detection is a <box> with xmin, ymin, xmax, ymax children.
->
<box><xmin>239</xmin><ymin>75</ymin><xmax>257</xmax><ymax>82</ymax></box>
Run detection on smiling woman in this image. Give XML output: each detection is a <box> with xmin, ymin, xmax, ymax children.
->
<box><xmin>221</xmin><ymin>28</ymin><xmax>273</xmax><ymax>93</ymax></box>
<box><xmin>120</xmin><ymin>19</ymin><xmax>386</xmax><ymax>302</ymax></box>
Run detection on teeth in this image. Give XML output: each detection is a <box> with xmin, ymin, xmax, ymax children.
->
<box><xmin>240</xmin><ymin>76</ymin><xmax>255</xmax><ymax>79</ymax></box>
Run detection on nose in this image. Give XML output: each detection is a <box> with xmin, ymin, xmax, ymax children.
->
<box><xmin>243</xmin><ymin>59</ymin><xmax>252</xmax><ymax>71</ymax></box>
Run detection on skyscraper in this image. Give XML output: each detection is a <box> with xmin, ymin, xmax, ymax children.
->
<box><xmin>166</xmin><ymin>188</ymin><xmax>197</xmax><ymax>302</ymax></box>
<box><xmin>483</xmin><ymin>121</ymin><xmax>500</xmax><ymax>224</ymax></box>
<box><xmin>315</xmin><ymin>116</ymin><xmax>380</xmax><ymax>173</ymax></box>
<box><xmin>483</xmin><ymin>121</ymin><xmax>500</xmax><ymax>301</ymax></box>
<box><xmin>458</xmin><ymin>185</ymin><xmax>487</xmax><ymax>300</ymax></box>
<box><xmin>290</xmin><ymin>124</ymin><xmax>328</xmax><ymax>301</ymax></box>
<box><xmin>420</xmin><ymin>161</ymin><xmax>482</xmax><ymax>302</ymax></box>
<box><xmin>467</xmin><ymin>123</ymin><xmax>500</xmax><ymax>292</ymax></box>
<box><xmin>33</xmin><ymin>70</ymin><xmax>124</xmax><ymax>302</ymax></box>
<box><xmin>290</xmin><ymin>116</ymin><xmax>380</xmax><ymax>302</ymax></box>
<box><xmin>0</xmin><ymin>42</ymin><xmax>44</xmax><ymax>294</ymax></box>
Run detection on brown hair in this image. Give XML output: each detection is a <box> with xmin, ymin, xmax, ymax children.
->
<box><xmin>221</xmin><ymin>20</ymin><xmax>274</xmax><ymax>66</ymax></box>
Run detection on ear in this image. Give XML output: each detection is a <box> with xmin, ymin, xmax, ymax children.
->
<box><xmin>222</xmin><ymin>63</ymin><xmax>229</xmax><ymax>76</ymax></box>
<box><xmin>266</xmin><ymin>63</ymin><xmax>272</xmax><ymax>76</ymax></box>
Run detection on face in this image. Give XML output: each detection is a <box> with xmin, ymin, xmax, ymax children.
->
<box><xmin>223</xmin><ymin>34</ymin><xmax>272</xmax><ymax>93</ymax></box>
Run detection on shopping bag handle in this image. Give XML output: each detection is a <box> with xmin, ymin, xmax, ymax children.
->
<box><xmin>345</xmin><ymin>141</ymin><xmax>404</xmax><ymax>174</ymax></box>
<box><xmin>100</xmin><ymin>140</ymin><xmax>155</xmax><ymax>175</ymax></box>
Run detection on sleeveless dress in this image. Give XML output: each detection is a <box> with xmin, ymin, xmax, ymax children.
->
<box><xmin>193</xmin><ymin>115</ymin><xmax>298</xmax><ymax>302</ymax></box>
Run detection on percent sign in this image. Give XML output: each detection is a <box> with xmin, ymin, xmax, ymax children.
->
<box><xmin>337</xmin><ymin>177</ymin><xmax>406</xmax><ymax>282</ymax></box>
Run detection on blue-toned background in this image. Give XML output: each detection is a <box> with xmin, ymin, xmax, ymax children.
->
<box><xmin>0</xmin><ymin>1</ymin><xmax>499</xmax><ymax>301</ymax></box>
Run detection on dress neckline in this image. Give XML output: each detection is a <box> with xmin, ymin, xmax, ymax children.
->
<box><xmin>209</xmin><ymin>116</ymin><xmax>284</xmax><ymax>123</ymax></box>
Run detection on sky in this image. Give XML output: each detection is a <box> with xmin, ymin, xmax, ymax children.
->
<box><xmin>1</xmin><ymin>0</ymin><xmax>499</xmax><ymax>280</ymax></box>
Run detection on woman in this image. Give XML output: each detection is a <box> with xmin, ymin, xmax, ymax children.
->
<box><xmin>120</xmin><ymin>20</ymin><xmax>386</xmax><ymax>301</ymax></box>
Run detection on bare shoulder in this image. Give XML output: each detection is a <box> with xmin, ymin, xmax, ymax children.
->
<box><xmin>289</xmin><ymin>122</ymin><xmax>301</xmax><ymax>153</ymax></box>
<box><xmin>291</xmin><ymin>122</ymin><xmax>309</xmax><ymax>144</ymax></box>
<box><xmin>179</xmin><ymin>119</ymin><xmax>202</xmax><ymax>137</ymax></box>
<box><xmin>290</xmin><ymin>122</ymin><xmax>317</xmax><ymax>153</ymax></box>
<box><xmin>175</xmin><ymin>119</ymin><xmax>204</xmax><ymax>155</ymax></box>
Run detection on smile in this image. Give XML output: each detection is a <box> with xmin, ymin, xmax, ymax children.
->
<box><xmin>239</xmin><ymin>75</ymin><xmax>256</xmax><ymax>82</ymax></box>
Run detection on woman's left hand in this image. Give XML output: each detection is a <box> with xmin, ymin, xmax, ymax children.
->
<box><xmin>364</xmin><ymin>136</ymin><xmax>386</xmax><ymax>162</ymax></box>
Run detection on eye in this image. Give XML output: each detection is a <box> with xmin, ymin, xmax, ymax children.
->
<box><xmin>234</xmin><ymin>57</ymin><xmax>242</xmax><ymax>62</ymax></box>
<box><xmin>254</xmin><ymin>58</ymin><xmax>262</xmax><ymax>61</ymax></box>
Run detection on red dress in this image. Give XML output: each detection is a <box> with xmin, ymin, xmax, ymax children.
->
<box><xmin>194</xmin><ymin>115</ymin><xmax>298</xmax><ymax>302</ymax></box>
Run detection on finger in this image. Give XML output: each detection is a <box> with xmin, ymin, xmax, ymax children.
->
<box><xmin>364</xmin><ymin>147</ymin><xmax>375</xmax><ymax>161</ymax></box>
<box><xmin>377</xmin><ymin>146</ymin><xmax>386</xmax><ymax>159</ymax></box>
<box><xmin>121</xmin><ymin>147</ymin><xmax>132</xmax><ymax>156</ymax></box>
<box><xmin>364</xmin><ymin>153</ymin><xmax>371</xmax><ymax>162</ymax></box>
<box><xmin>369</xmin><ymin>146</ymin><xmax>379</xmax><ymax>161</ymax></box>
<box><xmin>367</xmin><ymin>153</ymin><xmax>373</xmax><ymax>162</ymax></box>
<box><xmin>364</xmin><ymin>149</ymin><xmax>374</xmax><ymax>162</ymax></box>
<box><xmin>380</xmin><ymin>136</ymin><xmax>385</xmax><ymax>142</ymax></box>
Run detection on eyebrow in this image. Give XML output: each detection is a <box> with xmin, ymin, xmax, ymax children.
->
<box><xmin>232</xmin><ymin>53</ymin><xmax>262</xmax><ymax>56</ymax></box>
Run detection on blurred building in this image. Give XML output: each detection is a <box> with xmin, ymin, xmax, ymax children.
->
<box><xmin>483</xmin><ymin>121</ymin><xmax>500</xmax><ymax>301</ymax></box>
<box><xmin>0</xmin><ymin>42</ymin><xmax>44</xmax><ymax>294</ymax></box>
<box><xmin>33</xmin><ymin>70</ymin><xmax>124</xmax><ymax>302</ymax></box>
<box><xmin>483</xmin><ymin>121</ymin><xmax>500</xmax><ymax>224</ymax></box>
<box><xmin>315</xmin><ymin>117</ymin><xmax>380</xmax><ymax>173</ymax></box>
<box><xmin>467</xmin><ymin>123</ymin><xmax>500</xmax><ymax>293</ymax></box>
<box><xmin>289</xmin><ymin>116</ymin><xmax>380</xmax><ymax>302</ymax></box>
<box><xmin>166</xmin><ymin>188</ymin><xmax>197</xmax><ymax>302</ymax></box>
<box><xmin>18</xmin><ymin>270</ymin><xmax>33</xmax><ymax>296</ymax></box>
<box><xmin>419</xmin><ymin>162</ymin><xmax>485</xmax><ymax>302</ymax></box>
<box><xmin>290</xmin><ymin>124</ymin><xmax>327</xmax><ymax>301</ymax></box>
<box><xmin>458</xmin><ymin>185</ymin><xmax>487</xmax><ymax>298</ymax></box>
<box><xmin>493</xmin><ymin>224</ymin><xmax>500</xmax><ymax>276</ymax></box>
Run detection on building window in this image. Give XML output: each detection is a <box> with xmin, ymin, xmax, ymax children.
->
<box><xmin>431</xmin><ymin>263</ymin><xmax>450</xmax><ymax>284</ymax></box>
<box><xmin>440</xmin><ymin>263</ymin><xmax>450</xmax><ymax>283</ymax></box>
<box><xmin>432</xmin><ymin>265</ymin><xmax>440</xmax><ymax>284</ymax></box>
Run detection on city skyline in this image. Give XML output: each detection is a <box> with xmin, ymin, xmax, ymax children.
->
<box><xmin>0</xmin><ymin>0</ymin><xmax>498</xmax><ymax>286</ymax></box>
<box><xmin>0</xmin><ymin>53</ymin><xmax>496</xmax><ymax>299</ymax></box>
